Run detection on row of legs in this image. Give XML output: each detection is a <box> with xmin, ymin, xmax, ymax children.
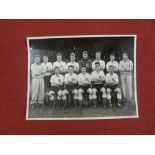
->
<box><xmin>30</xmin><ymin>74</ymin><xmax>133</xmax><ymax>107</ymax></box>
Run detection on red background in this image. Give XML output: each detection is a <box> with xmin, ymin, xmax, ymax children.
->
<box><xmin>0</xmin><ymin>19</ymin><xmax>155</xmax><ymax>135</ymax></box>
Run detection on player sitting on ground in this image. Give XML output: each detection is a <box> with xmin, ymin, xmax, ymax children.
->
<box><xmin>49</xmin><ymin>66</ymin><xmax>64</xmax><ymax>107</ymax></box>
<box><xmin>64</xmin><ymin>65</ymin><xmax>78</xmax><ymax>108</ymax></box>
<box><xmin>106</xmin><ymin>65</ymin><xmax>122</xmax><ymax>108</ymax></box>
<box><xmin>77</xmin><ymin>66</ymin><xmax>91</xmax><ymax>109</ymax></box>
<box><xmin>91</xmin><ymin>62</ymin><xmax>106</xmax><ymax>108</ymax></box>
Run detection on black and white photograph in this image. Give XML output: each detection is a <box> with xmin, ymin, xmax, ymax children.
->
<box><xmin>26</xmin><ymin>35</ymin><xmax>138</xmax><ymax>120</ymax></box>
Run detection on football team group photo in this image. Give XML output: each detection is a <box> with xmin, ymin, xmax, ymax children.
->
<box><xmin>26</xmin><ymin>35</ymin><xmax>138</xmax><ymax>119</ymax></box>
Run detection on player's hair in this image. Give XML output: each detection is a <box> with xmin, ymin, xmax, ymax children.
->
<box><xmin>68</xmin><ymin>65</ymin><xmax>74</xmax><ymax>69</ymax></box>
<box><xmin>95</xmin><ymin>62</ymin><xmax>100</xmax><ymax>66</ymax></box>
<box><xmin>110</xmin><ymin>53</ymin><xmax>115</xmax><ymax>56</ymax></box>
<box><xmin>81</xmin><ymin>65</ymin><xmax>86</xmax><ymax>69</ymax></box>
<box><xmin>34</xmin><ymin>54</ymin><xmax>40</xmax><ymax>58</ymax></box>
<box><xmin>109</xmin><ymin>65</ymin><xmax>114</xmax><ymax>68</ymax></box>
<box><xmin>43</xmin><ymin>55</ymin><xmax>48</xmax><ymax>58</ymax></box>
<box><xmin>54</xmin><ymin>66</ymin><xmax>60</xmax><ymax>70</ymax></box>
<box><xmin>70</xmin><ymin>53</ymin><xmax>75</xmax><ymax>57</ymax></box>
<box><xmin>122</xmin><ymin>51</ymin><xmax>128</xmax><ymax>56</ymax></box>
<box><xmin>96</xmin><ymin>51</ymin><xmax>101</xmax><ymax>54</ymax></box>
<box><xmin>57</xmin><ymin>53</ymin><xmax>62</xmax><ymax>56</ymax></box>
<box><xmin>83</xmin><ymin>51</ymin><xmax>88</xmax><ymax>55</ymax></box>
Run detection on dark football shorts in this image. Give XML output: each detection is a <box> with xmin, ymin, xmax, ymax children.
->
<box><xmin>106</xmin><ymin>84</ymin><xmax>118</xmax><ymax>91</ymax></box>
<box><xmin>65</xmin><ymin>84</ymin><xmax>78</xmax><ymax>93</ymax></box>
<box><xmin>78</xmin><ymin>85</ymin><xmax>90</xmax><ymax>92</ymax></box>
<box><xmin>51</xmin><ymin>85</ymin><xmax>63</xmax><ymax>93</ymax></box>
<box><xmin>92</xmin><ymin>83</ymin><xmax>105</xmax><ymax>92</ymax></box>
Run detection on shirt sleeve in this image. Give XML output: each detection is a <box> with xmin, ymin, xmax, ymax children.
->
<box><xmin>50</xmin><ymin>76</ymin><xmax>54</xmax><ymax>84</ymax></box>
<box><xmin>106</xmin><ymin>62</ymin><xmax>110</xmax><ymax>72</ymax></box>
<box><xmin>74</xmin><ymin>74</ymin><xmax>78</xmax><ymax>82</ymax></box>
<box><xmin>77</xmin><ymin>74</ymin><xmax>81</xmax><ymax>83</ymax></box>
<box><xmin>75</xmin><ymin>63</ymin><xmax>79</xmax><ymax>71</ymax></box>
<box><xmin>91</xmin><ymin>72</ymin><xmax>96</xmax><ymax>81</ymax></box>
<box><xmin>101</xmin><ymin>61</ymin><xmax>105</xmax><ymax>70</ymax></box>
<box><xmin>62</xmin><ymin>62</ymin><xmax>67</xmax><ymax>71</ymax></box>
<box><xmin>115</xmin><ymin>74</ymin><xmax>119</xmax><ymax>83</ymax></box>
<box><xmin>87</xmin><ymin>74</ymin><xmax>91</xmax><ymax>82</ymax></box>
<box><xmin>101</xmin><ymin>71</ymin><xmax>106</xmax><ymax>80</ymax></box>
<box><xmin>49</xmin><ymin>63</ymin><xmax>53</xmax><ymax>70</ymax></box>
<box><xmin>114</xmin><ymin>62</ymin><xmax>119</xmax><ymax>71</ymax></box>
<box><xmin>105</xmin><ymin>74</ymin><xmax>109</xmax><ymax>83</ymax></box>
<box><xmin>119</xmin><ymin>61</ymin><xmax>124</xmax><ymax>71</ymax></box>
<box><xmin>127</xmin><ymin>61</ymin><xmax>133</xmax><ymax>71</ymax></box>
<box><xmin>92</xmin><ymin>61</ymin><xmax>95</xmax><ymax>70</ymax></box>
<box><xmin>64</xmin><ymin>74</ymin><xmax>68</xmax><ymax>84</ymax></box>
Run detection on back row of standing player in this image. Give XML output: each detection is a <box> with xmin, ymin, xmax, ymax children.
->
<box><xmin>30</xmin><ymin>50</ymin><xmax>133</xmax><ymax>108</ymax></box>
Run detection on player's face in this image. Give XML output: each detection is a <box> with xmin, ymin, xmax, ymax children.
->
<box><xmin>96</xmin><ymin>53</ymin><xmax>101</xmax><ymax>59</ymax></box>
<box><xmin>81</xmin><ymin>67</ymin><xmax>86</xmax><ymax>73</ymax></box>
<box><xmin>110</xmin><ymin>55</ymin><xmax>115</xmax><ymax>61</ymax></box>
<box><xmin>122</xmin><ymin>54</ymin><xmax>128</xmax><ymax>60</ymax></box>
<box><xmin>57</xmin><ymin>55</ymin><xmax>62</xmax><ymax>61</ymax></box>
<box><xmin>43</xmin><ymin>56</ymin><xmax>48</xmax><ymax>62</ymax></box>
<box><xmin>70</xmin><ymin>56</ymin><xmax>75</xmax><ymax>62</ymax></box>
<box><xmin>83</xmin><ymin>53</ymin><xmax>88</xmax><ymax>59</ymax></box>
<box><xmin>95</xmin><ymin>64</ymin><xmax>100</xmax><ymax>70</ymax></box>
<box><xmin>68</xmin><ymin>67</ymin><xmax>74</xmax><ymax>73</ymax></box>
<box><xmin>54</xmin><ymin>68</ymin><xmax>60</xmax><ymax>74</ymax></box>
<box><xmin>35</xmin><ymin>57</ymin><xmax>40</xmax><ymax>64</ymax></box>
<box><xmin>109</xmin><ymin>66</ymin><xmax>114</xmax><ymax>73</ymax></box>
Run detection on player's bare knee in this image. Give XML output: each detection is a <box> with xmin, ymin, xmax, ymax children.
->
<box><xmin>106</xmin><ymin>88</ymin><xmax>111</xmax><ymax>94</ymax></box>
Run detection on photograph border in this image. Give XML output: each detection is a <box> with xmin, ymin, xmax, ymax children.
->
<box><xmin>26</xmin><ymin>34</ymin><xmax>138</xmax><ymax>120</ymax></box>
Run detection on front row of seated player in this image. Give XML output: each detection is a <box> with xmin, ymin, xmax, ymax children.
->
<box><xmin>47</xmin><ymin>62</ymin><xmax>122</xmax><ymax>109</ymax></box>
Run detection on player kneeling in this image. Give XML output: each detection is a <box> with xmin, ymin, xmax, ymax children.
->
<box><xmin>50</xmin><ymin>66</ymin><xmax>64</xmax><ymax>108</ymax></box>
<box><xmin>106</xmin><ymin>65</ymin><xmax>122</xmax><ymax>108</ymax></box>
<box><xmin>64</xmin><ymin>65</ymin><xmax>78</xmax><ymax>108</ymax></box>
<box><xmin>78</xmin><ymin>66</ymin><xmax>91</xmax><ymax>109</ymax></box>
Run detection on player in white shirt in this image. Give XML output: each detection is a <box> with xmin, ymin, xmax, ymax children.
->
<box><xmin>78</xmin><ymin>66</ymin><xmax>91</xmax><ymax>108</ymax></box>
<box><xmin>50</xmin><ymin>66</ymin><xmax>64</xmax><ymax>107</ymax></box>
<box><xmin>66</xmin><ymin>53</ymin><xmax>79</xmax><ymax>73</ymax></box>
<box><xmin>30</xmin><ymin>55</ymin><xmax>46</xmax><ymax>109</ymax></box>
<box><xmin>106</xmin><ymin>65</ymin><xmax>122</xmax><ymax>108</ymax></box>
<box><xmin>53</xmin><ymin>53</ymin><xmax>66</xmax><ymax>74</ymax></box>
<box><xmin>42</xmin><ymin>55</ymin><xmax>53</xmax><ymax>104</ymax></box>
<box><xmin>106</xmin><ymin>53</ymin><xmax>119</xmax><ymax>72</ymax></box>
<box><xmin>119</xmin><ymin>51</ymin><xmax>133</xmax><ymax>105</ymax></box>
<box><xmin>92</xmin><ymin>51</ymin><xmax>105</xmax><ymax>71</ymax></box>
<box><xmin>91</xmin><ymin>62</ymin><xmax>106</xmax><ymax>108</ymax></box>
<box><xmin>64</xmin><ymin>65</ymin><xmax>78</xmax><ymax>108</ymax></box>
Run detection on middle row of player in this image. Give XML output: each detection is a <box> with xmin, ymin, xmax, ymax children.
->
<box><xmin>50</xmin><ymin>62</ymin><xmax>119</xmax><ymax>88</ymax></box>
